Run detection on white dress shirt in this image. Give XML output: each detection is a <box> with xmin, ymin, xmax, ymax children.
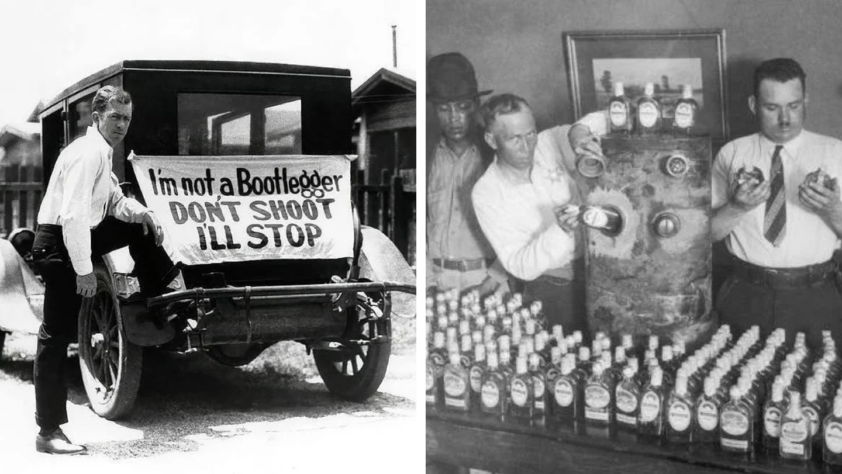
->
<box><xmin>712</xmin><ymin>130</ymin><xmax>842</xmax><ymax>267</ymax></box>
<box><xmin>472</xmin><ymin>129</ymin><xmax>578</xmax><ymax>281</ymax></box>
<box><xmin>38</xmin><ymin>126</ymin><xmax>148</xmax><ymax>275</ymax></box>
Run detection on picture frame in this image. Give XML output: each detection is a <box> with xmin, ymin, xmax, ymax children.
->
<box><xmin>563</xmin><ymin>29</ymin><xmax>728</xmax><ymax>140</ymax></box>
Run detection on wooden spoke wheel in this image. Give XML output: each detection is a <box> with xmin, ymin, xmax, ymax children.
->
<box><xmin>313</xmin><ymin>294</ymin><xmax>391</xmax><ymax>402</ymax></box>
<box><xmin>78</xmin><ymin>265</ymin><xmax>142</xmax><ymax>420</ymax></box>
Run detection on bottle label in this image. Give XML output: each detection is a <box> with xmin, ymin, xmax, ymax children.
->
<box><xmin>616</xmin><ymin>386</ymin><xmax>638</xmax><ymax>413</ymax></box>
<box><xmin>764</xmin><ymin>407</ymin><xmax>781</xmax><ymax>437</ymax></box>
<box><xmin>721</xmin><ymin>411</ymin><xmax>749</xmax><ymax>436</ymax></box>
<box><xmin>674</xmin><ymin>103</ymin><xmax>694</xmax><ymax>128</ymax></box>
<box><xmin>781</xmin><ymin>419</ymin><xmax>809</xmax><ymax>442</ymax></box>
<box><xmin>443</xmin><ymin>369</ymin><xmax>467</xmax><ymax>398</ymax></box>
<box><xmin>697</xmin><ymin>401</ymin><xmax>719</xmax><ymax>431</ymax></box>
<box><xmin>554</xmin><ymin>378</ymin><xmax>574</xmax><ymax>407</ymax></box>
<box><xmin>426</xmin><ymin>365</ymin><xmax>435</xmax><ymax>391</ymax></box>
<box><xmin>616</xmin><ymin>413</ymin><xmax>637</xmax><ymax>426</ymax></box>
<box><xmin>585</xmin><ymin>385</ymin><xmax>611</xmax><ymax>409</ymax></box>
<box><xmin>511</xmin><ymin>379</ymin><xmax>529</xmax><ymax>407</ymax></box>
<box><xmin>638</xmin><ymin>102</ymin><xmax>659</xmax><ymax>128</ymax></box>
<box><xmin>481</xmin><ymin>381</ymin><xmax>500</xmax><ymax>409</ymax></box>
<box><xmin>609</xmin><ymin>102</ymin><xmax>627</xmax><ymax>127</ymax></box>
<box><xmin>803</xmin><ymin>406</ymin><xmax>820</xmax><ymax>436</ymax></box>
<box><xmin>533</xmin><ymin>376</ymin><xmax>546</xmax><ymax>410</ymax></box>
<box><xmin>781</xmin><ymin>438</ymin><xmax>805</xmax><ymax>456</ymax></box>
<box><xmin>825</xmin><ymin>421</ymin><xmax>842</xmax><ymax>453</ymax></box>
<box><xmin>721</xmin><ymin>438</ymin><xmax>748</xmax><ymax>451</ymax></box>
<box><xmin>469</xmin><ymin>366</ymin><xmax>483</xmax><ymax>393</ymax></box>
<box><xmin>639</xmin><ymin>391</ymin><xmax>661</xmax><ymax>422</ymax></box>
<box><xmin>668</xmin><ymin>401</ymin><xmax>691</xmax><ymax>431</ymax></box>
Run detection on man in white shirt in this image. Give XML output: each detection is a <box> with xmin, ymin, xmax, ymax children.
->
<box><xmin>31</xmin><ymin>86</ymin><xmax>177</xmax><ymax>454</ymax></box>
<box><xmin>472</xmin><ymin>94</ymin><xmax>585</xmax><ymax>331</ymax></box>
<box><xmin>712</xmin><ymin>58</ymin><xmax>842</xmax><ymax>346</ymax></box>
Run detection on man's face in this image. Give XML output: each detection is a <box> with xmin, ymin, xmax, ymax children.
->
<box><xmin>485</xmin><ymin>109</ymin><xmax>537</xmax><ymax>171</ymax></box>
<box><xmin>436</xmin><ymin>99</ymin><xmax>477</xmax><ymax>143</ymax></box>
<box><xmin>94</xmin><ymin>100</ymin><xmax>132</xmax><ymax>147</ymax></box>
<box><xmin>750</xmin><ymin>78</ymin><xmax>807</xmax><ymax>144</ymax></box>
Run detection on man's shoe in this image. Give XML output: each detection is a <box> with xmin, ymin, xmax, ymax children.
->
<box><xmin>35</xmin><ymin>428</ymin><xmax>87</xmax><ymax>455</ymax></box>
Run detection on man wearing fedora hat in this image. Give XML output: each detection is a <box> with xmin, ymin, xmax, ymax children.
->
<box><xmin>427</xmin><ymin>52</ymin><xmax>508</xmax><ymax>293</ymax></box>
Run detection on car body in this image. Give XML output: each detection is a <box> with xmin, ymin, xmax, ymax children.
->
<box><xmin>0</xmin><ymin>60</ymin><xmax>416</xmax><ymax>419</ymax></box>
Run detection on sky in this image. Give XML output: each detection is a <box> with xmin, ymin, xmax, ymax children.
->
<box><xmin>0</xmin><ymin>0</ymin><xmax>418</xmax><ymax>127</ymax></box>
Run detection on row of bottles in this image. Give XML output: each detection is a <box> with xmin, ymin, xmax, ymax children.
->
<box><xmin>608</xmin><ymin>81</ymin><xmax>700</xmax><ymax>136</ymax></box>
<box><xmin>427</xmin><ymin>292</ymin><xmax>842</xmax><ymax>467</ymax></box>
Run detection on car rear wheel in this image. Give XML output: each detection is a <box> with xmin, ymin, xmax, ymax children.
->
<box><xmin>206</xmin><ymin>343</ymin><xmax>268</xmax><ymax>367</ymax></box>
<box><xmin>78</xmin><ymin>265</ymin><xmax>142</xmax><ymax>420</ymax></box>
<box><xmin>313</xmin><ymin>294</ymin><xmax>390</xmax><ymax>402</ymax></box>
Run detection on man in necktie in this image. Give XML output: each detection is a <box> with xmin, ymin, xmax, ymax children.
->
<box><xmin>712</xmin><ymin>58</ymin><xmax>842</xmax><ymax>347</ymax></box>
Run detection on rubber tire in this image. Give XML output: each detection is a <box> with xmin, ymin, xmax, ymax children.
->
<box><xmin>78</xmin><ymin>265</ymin><xmax>142</xmax><ymax>420</ymax></box>
<box><xmin>206</xmin><ymin>343</ymin><xmax>268</xmax><ymax>367</ymax></box>
<box><xmin>314</xmin><ymin>339</ymin><xmax>391</xmax><ymax>402</ymax></box>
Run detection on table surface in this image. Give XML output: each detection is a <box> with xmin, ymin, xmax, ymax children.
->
<box><xmin>427</xmin><ymin>409</ymin><xmax>842</xmax><ymax>474</ymax></box>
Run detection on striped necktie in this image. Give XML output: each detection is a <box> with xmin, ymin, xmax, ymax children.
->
<box><xmin>763</xmin><ymin>145</ymin><xmax>786</xmax><ymax>245</ymax></box>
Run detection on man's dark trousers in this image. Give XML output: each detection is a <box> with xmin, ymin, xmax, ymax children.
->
<box><xmin>31</xmin><ymin>217</ymin><xmax>175</xmax><ymax>429</ymax></box>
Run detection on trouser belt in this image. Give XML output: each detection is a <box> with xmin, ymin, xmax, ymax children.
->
<box><xmin>731</xmin><ymin>257</ymin><xmax>837</xmax><ymax>289</ymax></box>
<box><xmin>432</xmin><ymin>258</ymin><xmax>490</xmax><ymax>272</ymax></box>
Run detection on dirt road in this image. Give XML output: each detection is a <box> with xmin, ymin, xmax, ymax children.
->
<box><xmin>0</xmin><ymin>332</ymin><xmax>419</xmax><ymax>473</ymax></box>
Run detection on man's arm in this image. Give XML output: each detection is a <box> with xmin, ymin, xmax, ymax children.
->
<box><xmin>472</xmin><ymin>181</ymin><xmax>575</xmax><ymax>281</ymax></box>
<box><xmin>107</xmin><ymin>173</ymin><xmax>164</xmax><ymax>245</ymax></box>
<box><xmin>58</xmin><ymin>150</ymin><xmax>100</xmax><ymax>277</ymax></box>
<box><xmin>799</xmin><ymin>180</ymin><xmax>842</xmax><ymax>238</ymax></box>
<box><xmin>710</xmin><ymin>146</ymin><xmax>770</xmax><ymax>241</ymax></box>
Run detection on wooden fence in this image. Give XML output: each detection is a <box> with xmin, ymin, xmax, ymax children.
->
<box><xmin>0</xmin><ymin>165</ymin><xmax>43</xmax><ymax>237</ymax></box>
<box><xmin>352</xmin><ymin>169</ymin><xmax>416</xmax><ymax>266</ymax></box>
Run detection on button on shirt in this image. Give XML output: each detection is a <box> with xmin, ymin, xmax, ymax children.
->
<box><xmin>712</xmin><ymin>131</ymin><xmax>842</xmax><ymax>268</ymax></box>
<box><xmin>472</xmin><ymin>130</ymin><xmax>578</xmax><ymax>281</ymax></box>
<box><xmin>38</xmin><ymin>126</ymin><xmax>148</xmax><ymax>275</ymax></box>
<box><xmin>427</xmin><ymin>140</ymin><xmax>495</xmax><ymax>262</ymax></box>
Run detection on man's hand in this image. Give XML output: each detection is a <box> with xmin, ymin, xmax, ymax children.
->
<box><xmin>76</xmin><ymin>272</ymin><xmax>97</xmax><ymax>298</ymax></box>
<box><xmin>142</xmin><ymin>211</ymin><xmax>164</xmax><ymax>246</ymax></box>
<box><xmin>555</xmin><ymin>205</ymin><xmax>581</xmax><ymax>233</ymax></box>
<box><xmin>731</xmin><ymin>180</ymin><xmax>770</xmax><ymax>211</ymax></box>
<box><xmin>799</xmin><ymin>180</ymin><xmax>842</xmax><ymax>217</ymax></box>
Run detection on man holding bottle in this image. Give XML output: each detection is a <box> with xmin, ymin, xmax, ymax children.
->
<box><xmin>712</xmin><ymin>58</ymin><xmax>842</xmax><ymax>346</ymax></box>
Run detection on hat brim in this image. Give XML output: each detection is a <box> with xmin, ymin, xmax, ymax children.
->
<box><xmin>427</xmin><ymin>89</ymin><xmax>493</xmax><ymax>104</ymax></box>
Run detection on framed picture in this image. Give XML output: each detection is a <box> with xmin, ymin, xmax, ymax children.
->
<box><xmin>563</xmin><ymin>29</ymin><xmax>728</xmax><ymax>140</ymax></box>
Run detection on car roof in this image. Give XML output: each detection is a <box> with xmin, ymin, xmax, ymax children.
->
<box><xmin>42</xmin><ymin>59</ymin><xmax>352</xmax><ymax>112</ymax></box>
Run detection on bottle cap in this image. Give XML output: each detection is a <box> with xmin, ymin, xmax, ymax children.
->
<box><xmin>573</xmin><ymin>331</ymin><xmax>583</xmax><ymax>344</ymax></box>
<box><xmin>530</xmin><ymin>300</ymin><xmax>543</xmax><ymax>316</ymax></box>
<box><xmin>622</xmin><ymin>366</ymin><xmax>634</xmax><ymax>379</ymax></box>
<box><xmin>649</xmin><ymin>334</ymin><xmax>659</xmax><ymax>351</ymax></box>
<box><xmin>528</xmin><ymin>353</ymin><xmax>540</xmax><ymax>370</ymax></box>
<box><xmin>579</xmin><ymin>346</ymin><xmax>591</xmax><ymax>361</ymax></box>
<box><xmin>622</xmin><ymin>334</ymin><xmax>633</xmax><ymax>350</ymax></box>
<box><xmin>613</xmin><ymin>81</ymin><xmax>625</xmax><ymax>97</ymax></box>
<box><xmin>434</xmin><ymin>332</ymin><xmax>446</xmax><ymax>348</ymax></box>
<box><xmin>552</xmin><ymin>324</ymin><xmax>564</xmax><ymax>342</ymax></box>
<box><xmin>551</xmin><ymin>346</ymin><xmax>563</xmax><ymax>362</ymax></box>
<box><xmin>472</xmin><ymin>330</ymin><xmax>483</xmax><ymax>345</ymax></box>
<box><xmin>644</xmin><ymin>82</ymin><xmax>655</xmax><ymax>96</ymax></box>
<box><xmin>682</xmin><ymin>84</ymin><xmax>692</xmax><ymax>99</ymax></box>
<box><xmin>461</xmin><ymin>334</ymin><xmax>472</xmax><ymax>353</ymax></box>
<box><xmin>662</xmin><ymin>345</ymin><xmax>673</xmax><ymax>361</ymax></box>
<box><xmin>516</xmin><ymin>357</ymin><xmax>528</xmax><ymax>374</ymax></box>
<box><xmin>650</xmin><ymin>366</ymin><xmax>663</xmax><ymax>386</ymax></box>
<box><xmin>615</xmin><ymin>346</ymin><xmax>626</xmax><ymax>363</ymax></box>
<box><xmin>487</xmin><ymin>351</ymin><xmax>499</xmax><ymax>369</ymax></box>
<box><xmin>475</xmin><ymin>344</ymin><xmax>486</xmax><ymax>361</ymax></box>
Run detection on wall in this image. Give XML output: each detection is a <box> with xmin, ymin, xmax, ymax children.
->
<box><xmin>427</xmin><ymin>0</ymin><xmax>842</xmax><ymax>141</ymax></box>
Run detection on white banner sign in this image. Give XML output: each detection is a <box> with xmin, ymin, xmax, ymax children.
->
<box><xmin>130</xmin><ymin>154</ymin><xmax>354</xmax><ymax>265</ymax></box>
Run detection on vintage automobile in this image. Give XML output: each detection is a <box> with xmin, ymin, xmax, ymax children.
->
<box><xmin>0</xmin><ymin>60</ymin><xmax>416</xmax><ymax>419</ymax></box>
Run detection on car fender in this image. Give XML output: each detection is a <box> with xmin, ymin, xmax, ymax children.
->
<box><xmin>0</xmin><ymin>239</ymin><xmax>43</xmax><ymax>334</ymax></box>
<box><xmin>358</xmin><ymin>226</ymin><xmax>416</xmax><ymax>318</ymax></box>
<box><xmin>101</xmin><ymin>248</ymin><xmax>175</xmax><ymax>347</ymax></box>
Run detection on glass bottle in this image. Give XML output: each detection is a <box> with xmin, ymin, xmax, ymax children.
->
<box><xmin>480</xmin><ymin>351</ymin><xmax>507</xmax><ymax>421</ymax></box>
<box><xmin>443</xmin><ymin>352</ymin><xmax>471</xmax><ymax>413</ymax></box>
<box><xmin>584</xmin><ymin>361</ymin><xmax>614</xmax><ymax>427</ymax></box>
<box><xmin>426</xmin><ymin>352</ymin><xmax>440</xmax><ymax>410</ymax></box>
<box><xmin>666</xmin><ymin>369</ymin><xmax>695</xmax><ymax>444</ymax></box>
<box><xmin>509</xmin><ymin>356</ymin><xmax>534</xmax><ymax>425</ymax></box>
<box><xmin>529</xmin><ymin>353</ymin><xmax>548</xmax><ymax>420</ymax></box>
<box><xmin>672</xmin><ymin>84</ymin><xmax>699</xmax><ymax>135</ymax></box>
<box><xmin>823</xmin><ymin>395</ymin><xmax>842</xmax><ymax>466</ymax></box>
<box><xmin>616</xmin><ymin>365</ymin><xmax>641</xmax><ymax>433</ymax></box>
<box><xmin>802</xmin><ymin>377</ymin><xmax>826</xmax><ymax>457</ymax></box>
<box><xmin>780</xmin><ymin>390</ymin><xmax>812</xmax><ymax>461</ymax></box>
<box><xmin>694</xmin><ymin>376</ymin><xmax>722</xmax><ymax>445</ymax></box>
<box><xmin>720</xmin><ymin>386</ymin><xmax>753</xmax><ymax>454</ymax></box>
<box><xmin>608</xmin><ymin>81</ymin><xmax>633</xmax><ymax>135</ymax></box>
<box><xmin>762</xmin><ymin>378</ymin><xmax>785</xmax><ymax>452</ymax></box>
<box><xmin>638</xmin><ymin>366</ymin><xmax>665</xmax><ymax>439</ymax></box>
<box><xmin>427</xmin><ymin>332</ymin><xmax>448</xmax><ymax>410</ymax></box>
<box><xmin>552</xmin><ymin>354</ymin><xmax>580</xmax><ymax>425</ymax></box>
<box><xmin>469</xmin><ymin>344</ymin><xmax>487</xmax><ymax>414</ymax></box>
<box><xmin>636</xmin><ymin>82</ymin><xmax>661</xmax><ymax>134</ymax></box>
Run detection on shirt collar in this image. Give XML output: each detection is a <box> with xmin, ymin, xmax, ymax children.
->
<box><xmin>438</xmin><ymin>138</ymin><xmax>479</xmax><ymax>160</ymax></box>
<box><xmin>86</xmin><ymin>125</ymin><xmax>114</xmax><ymax>152</ymax></box>
<box><xmin>758</xmin><ymin>130</ymin><xmax>805</xmax><ymax>158</ymax></box>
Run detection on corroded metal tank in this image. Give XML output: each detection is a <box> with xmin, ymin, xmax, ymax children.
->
<box><xmin>579</xmin><ymin>136</ymin><xmax>713</xmax><ymax>347</ymax></box>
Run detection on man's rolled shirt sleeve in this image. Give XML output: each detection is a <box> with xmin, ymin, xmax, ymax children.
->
<box><xmin>472</xmin><ymin>181</ymin><xmax>575</xmax><ymax>281</ymax></box>
<box><xmin>108</xmin><ymin>173</ymin><xmax>148</xmax><ymax>223</ymax></box>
